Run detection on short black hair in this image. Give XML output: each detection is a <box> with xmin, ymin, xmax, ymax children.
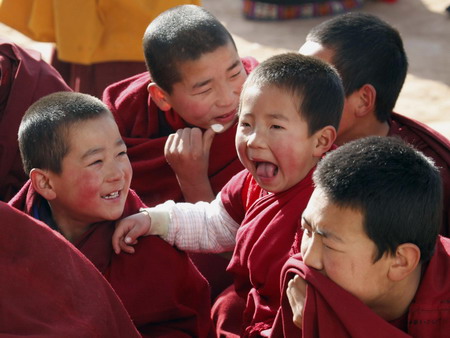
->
<box><xmin>19</xmin><ymin>92</ymin><xmax>112</xmax><ymax>175</ymax></box>
<box><xmin>314</xmin><ymin>136</ymin><xmax>442</xmax><ymax>263</ymax></box>
<box><xmin>240</xmin><ymin>52</ymin><xmax>344</xmax><ymax>135</ymax></box>
<box><xmin>143</xmin><ymin>5</ymin><xmax>236</xmax><ymax>94</ymax></box>
<box><xmin>307</xmin><ymin>12</ymin><xmax>408</xmax><ymax>122</ymax></box>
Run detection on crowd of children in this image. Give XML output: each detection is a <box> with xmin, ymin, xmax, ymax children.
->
<box><xmin>1</xmin><ymin>4</ymin><xmax>449</xmax><ymax>337</ymax></box>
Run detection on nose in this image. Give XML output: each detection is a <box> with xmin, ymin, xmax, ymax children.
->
<box><xmin>247</xmin><ymin>128</ymin><xmax>266</xmax><ymax>149</ymax></box>
<box><xmin>216</xmin><ymin>82</ymin><xmax>237</xmax><ymax>108</ymax></box>
<box><xmin>301</xmin><ymin>234</ymin><xmax>323</xmax><ymax>271</ymax></box>
<box><xmin>105</xmin><ymin>161</ymin><xmax>125</xmax><ymax>182</ymax></box>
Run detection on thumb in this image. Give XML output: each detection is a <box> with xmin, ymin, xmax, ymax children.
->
<box><xmin>203</xmin><ymin>127</ymin><xmax>216</xmax><ymax>154</ymax></box>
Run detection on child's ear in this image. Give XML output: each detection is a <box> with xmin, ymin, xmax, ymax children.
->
<box><xmin>147</xmin><ymin>83</ymin><xmax>172</xmax><ymax>111</ymax></box>
<box><xmin>312</xmin><ymin>126</ymin><xmax>336</xmax><ymax>157</ymax></box>
<box><xmin>354</xmin><ymin>84</ymin><xmax>376</xmax><ymax>117</ymax></box>
<box><xmin>30</xmin><ymin>168</ymin><xmax>57</xmax><ymax>200</ymax></box>
<box><xmin>388</xmin><ymin>243</ymin><xmax>421</xmax><ymax>282</ymax></box>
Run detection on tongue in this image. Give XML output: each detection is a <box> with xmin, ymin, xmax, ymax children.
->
<box><xmin>256</xmin><ymin>162</ymin><xmax>277</xmax><ymax>178</ymax></box>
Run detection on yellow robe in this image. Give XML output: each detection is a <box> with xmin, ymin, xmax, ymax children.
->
<box><xmin>0</xmin><ymin>0</ymin><xmax>201</xmax><ymax>64</ymax></box>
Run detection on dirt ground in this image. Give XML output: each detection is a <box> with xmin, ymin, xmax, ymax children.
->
<box><xmin>1</xmin><ymin>0</ymin><xmax>449</xmax><ymax>138</ymax></box>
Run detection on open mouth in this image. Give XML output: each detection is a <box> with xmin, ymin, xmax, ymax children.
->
<box><xmin>255</xmin><ymin>162</ymin><xmax>279</xmax><ymax>178</ymax></box>
<box><xmin>102</xmin><ymin>191</ymin><xmax>120</xmax><ymax>200</ymax></box>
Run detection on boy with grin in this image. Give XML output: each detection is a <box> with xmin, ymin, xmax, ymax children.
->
<box><xmin>275</xmin><ymin>137</ymin><xmax>449</xmax><ymax>337</ymax></box>
<box><xmin>112</xmin><ymin>52</ymin><xmax>344</xmax><ymax>336</ymax></box>
<box><xmin>103</xmin><ymin>5</ymin><xmax>258</xmax><ymax>206</ymax></box>
<box><xmin>9</xmin><ymin>92</ymin><xmax>213</xmax><ymax>337</ymax></box>
<box><xmin>103</xmin><ymin>5</ymin><xmax>258</xmax><ymax>299</ymax></box>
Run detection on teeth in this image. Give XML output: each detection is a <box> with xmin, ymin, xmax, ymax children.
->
<box><xmin>103</xmin><ymin>191</ymin><xmax>119</xmax><ymax>199</ymax></box>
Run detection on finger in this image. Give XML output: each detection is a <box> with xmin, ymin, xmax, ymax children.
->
<box><xmin>189</xmin><ymin>128</ymin><xmax>204</xmax><ymax>160</ymax></box>
<box><xmin>177</xmin><ymin>128</ymin><xmax>191</xmax><ymax>153</ymax></box>
<box><xmin>203</xmin><ymin>127</ymin><xmax>216</xmax><ymax>154</ymax></box>
<box><xmin>119</xmin><ymin>239</ymin><xmax>136</xmax><ymax>254</ymax></box>
<box><xmin>164</xmin><ymin>133</ymin><xmax>176</xmax><ymax>158</ymax></box>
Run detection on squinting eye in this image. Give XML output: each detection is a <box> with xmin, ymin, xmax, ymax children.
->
<box><xmin>89</xmin><ymin>160</ymin><xmax>102</xmax><ymax>166</ymax></box>
<box><xmin>231</xmin><ymin>70</ymin><xmax>241</xmax><ymax>78</ymax></box>
<box><xmin>118</xmin><ymin>151</ymin><xmax>127</xmax><ymax>157</ymax></box>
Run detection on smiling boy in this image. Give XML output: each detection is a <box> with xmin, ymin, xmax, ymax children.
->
<box><xmin>9</xmin><ymin>91</ymin><xmax>213</xmax><ymax>337</ymax></box>
<box><xmin>103</xmin><ymin>5</ymin><xmax>258</xmax><ymax>206</ymax></box>
<box><xmin>112</xmin><ymin>52</ymin><xmax>344</xmax><ymax>336</ymax></box>
<box><xmin>275</xmin><ymin>136</ymin><xmax>450</xmax><ymax>337</ymax></box>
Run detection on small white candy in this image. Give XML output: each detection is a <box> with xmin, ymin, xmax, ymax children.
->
<box><xmin>211</xmin><ymin>124</ymin><xmax>224</xmax><ymax>133</ymax></box>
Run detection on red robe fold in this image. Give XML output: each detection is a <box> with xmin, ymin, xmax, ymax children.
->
<box><xmin>0</xmin><ymin>201</ymin><xmax>140</xmax><ymax>337</ymax></box>
<box><xmin>390</xmin><ymin>112</ymin><xmax>450</xmax><ymax>236</ymax></box>
<box><xmin>221</xmin><ymin>168</ymin><xmax>315</xmax><ymax>337</ymax></box>
<box><xmin>9</xmin><ymin>181</ymin><xmax>213</xmax><ymax>338</ymax></box>
<box><xmin>272</xmin><ymin>236</ymin><xmax>450</xmax><ymax>338</ymax></box>
<box><xmin>102</xmin><ymin>56</ymin><xmax>259</xmax><ymax>207</ymax></box>
<box><xmin>0</xmin><ymin>39</ymin><xmax>71</xmax><ymax>202</ymax></box>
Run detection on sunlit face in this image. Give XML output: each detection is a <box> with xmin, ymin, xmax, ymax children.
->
<box><xmin>163</xmin><ymin>41</ymin><xmax>247</xmax><ymax>131</ymax></box>
<box><xmin>236</xmin><ymin>84</ymin><xmax>319</xmax><ymax>193</ymax></box>
<box><xmin>299</xmin><ymin>41</ymin><xmax>357</xmax><ymax>145</ymax></box>
<box><xmin>48</xmin><ymin>114</ymin><xmax>132</xmax><ymax>227</ymax></box>
<box><xmin>300</xmin><ymin>187</ymin><xmax>393</xmax><ymax>310</ymax></box>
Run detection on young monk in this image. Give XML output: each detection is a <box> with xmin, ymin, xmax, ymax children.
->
<box><xmin>102</xmin><ymin>4</ymin><xmax>259</xmax><ymax>299</ymax></box>
<box><xmin>103</xmin><ymin>4</ymin><xmax>258</xmax><ymax>205</ymax></box>
<box><xmin>299</xmin><ymin>12</ymin><xmax>450</xmax><ymax>237</ymax></box>
<box><xmin>272</xmin><ymin>136</ymin><xmax>449</xmax><ymax>337</ymax></box>
<box><xmin>0</xmin><ymin>202</ymin><xmax>140</xmax><ymax>337</ymax></box>
<box><xmin>0</xmin><ymin>38</ymin><xmax>71</xmax><ymax>202</ymax></box>
<box><xmin>9</xmin><ymin>92</ymin><xmax>213</xmax><ymax>338</ymax></box>
<box><xmin>112</xmin><ymin>52</ymin><xmax>345</xmax><ymax>337</ymax></box>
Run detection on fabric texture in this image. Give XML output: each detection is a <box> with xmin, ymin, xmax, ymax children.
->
<box><xmin>222</xmin><ymin>168</ymin><xmax>315</xmax><ymax>336</ymax></box>
<box><xmin>0</xmin><ymin>202</ymin><xmax>140</xmax><ymax>337</ymax></box>
<box><xmin>271</xmin><ymin>236</ymin><xmax>450</xmax><ymax>338</ymax></box>
<box><xmin>0</xmin><ymin>0</ymin><xmax>201</xmax><ymax>64</ymax></box>
<box><xmin>0</xmin><ymin>38</ymin><xmax>71</xmax><ymax>202</ymax></box>
<box><xmin>9</xmin><ymin>181</ymin><xmax>213</xmax><ymax>338</ymax></box>
<box><xmin>389</xmin><ymin>112</ymin><xmax>450</xmax><ymax>237</ymax></box>
<box><xmin>242</xmin><ymin>0</ymin><xmax>365</xmax><ymax>20</ymax></box>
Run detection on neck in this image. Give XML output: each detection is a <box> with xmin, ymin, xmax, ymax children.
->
<box><xmin>48</xmin><ymin>202</ymin><xmax>91</xmax><ymax>243</ymax></box>
<box><xmin>374</xmin><ymin>265</ymin><xmax>422</xmax><ymax>321</ymax></box>
<box><xmin>336</xmin><ymin>117</ymin><xmax>390</xmax><ymax>146</ymax></box>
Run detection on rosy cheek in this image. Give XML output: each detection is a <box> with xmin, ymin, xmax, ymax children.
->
<box><xmin>73</xmin><ymin>172</ymin><xmax>101</xmax><ymax>207</ymax></box>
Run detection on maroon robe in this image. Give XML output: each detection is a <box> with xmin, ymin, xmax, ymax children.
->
<box><xmin>0</xmin><ymin>202</ymin><xmax>140</xmax><ymax>337</ymax></box>
<box><xmin>0</xmin><ymin>39</ymin><xmax>71</xmax><ymax>202</ymax></box>
<box><xmin>272</xmin><ymin>236</ymin><xmax>450</xmax><ymax>338</ymax></box>
<box><xmin>102</xmin><ymin>56</ymin><xmax>259</xmax><ymax>207</ymax></box>
<box><xmin>220</xmin><ymin>168</ymin><xmax>315</xmax><ymax>337</ymax></box>
<box><xmin>102</xmin><ymin>56</ymin><xmax>259</xmax><ymax>301</ymax></box>
<box><xmin>390</xmin><ymin>112</ymin><xmax>450</xmax><ymax>236</ymax></box>
<box><xmin>9</xmin><ymin>181</ymin><xmax>213</xmax><ymax>338</ymax></box>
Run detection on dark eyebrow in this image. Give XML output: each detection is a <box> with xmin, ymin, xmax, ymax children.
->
<box><xmin>192</xmin><ymin>60</ymin><xmax>241</xmax><ymax>89</ymax></box>
<box><xmin>268</xmin><ymin>113</ymin><xmax>289</xmax><ymax>122</ymax></box>
<box><xmin>302</xmin><ymin>216</ymin><xmax>344</xmax><ymax>243</ymax></box>
<box><xmin>81</xmin><ymin>138</ymin><xmax>125</xmax><ymax>160</ymax></box>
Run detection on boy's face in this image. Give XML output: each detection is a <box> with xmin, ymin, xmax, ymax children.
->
<box><xmin>236</xmin><ymin>85</ymin><xmax>318</xmax><ymax>193</ymax></box>
<box><xmin>299</xmin><ymin>41</ymin><xmax>357</xmax><ymax>145</ymax></box>
<box><xmin>163</xmin><ymin>42</ymin><xmax>246</xmax><ymax>131</ymax></box>
<box><xmin>300</xmin><ymin>187</ymin><xmax>394</xmax><ymax>311</ymax></box>
<box><xmin>48</xmin><ymin>115</ymin><xmax>132</xmax><ymax>225</ymax></box>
